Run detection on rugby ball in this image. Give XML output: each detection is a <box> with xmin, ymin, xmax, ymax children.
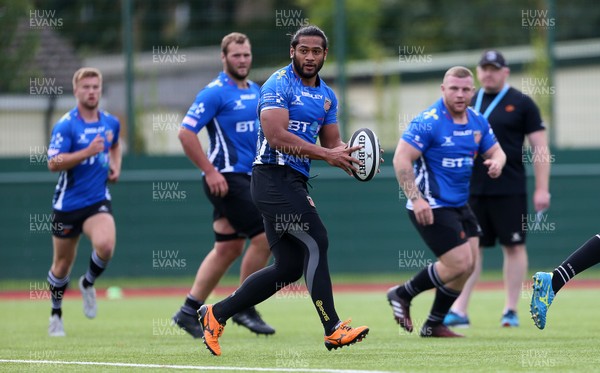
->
<box><xmin>348</xmin><ymin>127</ymin><xmax>381</xmax><ymax>182</ymax></box>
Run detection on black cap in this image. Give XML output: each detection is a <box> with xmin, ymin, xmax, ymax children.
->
<box><xmin>478</xmin><ymin>50</ymin><xmax>507</xmax><ymax>68</ymax></box>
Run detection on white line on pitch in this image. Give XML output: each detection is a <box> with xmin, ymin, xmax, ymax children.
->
<box><xmin>0</xmin><ymin>359</ymin><xmax>395</xmax><ymax>373</ymax></box>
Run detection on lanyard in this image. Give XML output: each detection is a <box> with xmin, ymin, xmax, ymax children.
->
<box><xmin>474</xmin><ymin>84</ymin><xmax>510</xmax><ymax>119</ymax></box>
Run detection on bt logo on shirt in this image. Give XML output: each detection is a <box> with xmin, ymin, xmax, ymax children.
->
<box><xmin>441</xmin><ymin>157</ymin><xmax>474</xmax><ymax>168</ymax></box>
<box><xmin>287</xmin><ymin>120</ymin><xmax>320</xmax><ymax>138</ymax></box>
<box><xmin>288</xmin><ymin>120</ymin><xmax>312</xmax><ymax>132</ymax></box>
<box><xmin>236</xmin><ymin>120</ymin><xmax>255</xmax><ymax>132</ymax></box>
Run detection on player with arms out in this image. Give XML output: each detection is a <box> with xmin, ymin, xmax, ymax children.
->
<box><xmin>388</xmin><ymin>66</ymin><xmax>506</xmax><ymax>337</ymax></box>
<box><xmin>172</xmin><ymin>32</ymin><xmax>275</xmax><ymax>337</ymax></box>
<box><xmin>196</xmin><ymin>25</ymin><xmax>369</xmax><ymax>356</ymax></box>
<box><xmin>46</xmin><ymin>67</ymin><xmax>121</xmax><ymax>336</ymax></box>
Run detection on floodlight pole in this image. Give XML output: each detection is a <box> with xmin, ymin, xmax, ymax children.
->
<box><xmin>334</xmin><ymin>0</ymin><xmax>348</xmax><ymax>140</ymax></box>
<box><xmin>546</xmin><ymin>0</ymin><xmax>556</xmax><ymax>148</ymax></box>
<box><xmin>122</xmin><ymin>0</ymin><xmax>135</xmax><ymax>154</ymax></box>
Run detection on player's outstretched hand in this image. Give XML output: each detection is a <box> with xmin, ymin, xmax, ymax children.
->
<box><xmin>325</xmin><ymin>144</ymin><xmax>361</xmax><ymax>176</ymax></box>
<box><xmin>377</xmin><ymin>148</ymin><xmax>385</xmax><ymax>174</ymax></box>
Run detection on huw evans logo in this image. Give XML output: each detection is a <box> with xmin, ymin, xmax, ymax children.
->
<box><xmin>30</xmin><ymin>9</ymin><xmax>63</xmax><ymax>29</ymax></box>
<box><xmin>275</xmin><ymin>9</ymin><xmax>309</xmax><ymax>28</ymax></box>
<box><xmin>152</xmin><ymin>250</ymin><xmax>187</xmax><ymax>269</ymax></box>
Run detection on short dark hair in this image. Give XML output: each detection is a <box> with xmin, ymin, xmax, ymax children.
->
<box><xmin>221</xmin><ymin>32</ymin><xmax>250</xmax><ymax>55</ymax></box>
<box><xmin>290</xmin><ymin>25</ymin><xmax>328</xmax><ymax>50</ymax></box>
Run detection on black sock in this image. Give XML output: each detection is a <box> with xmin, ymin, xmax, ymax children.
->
<box><xmin>83</xmin><ymin>251</ymin><xmax>108</xmax><ymax>288</ymax></box>
<box><xmin>426</xmin><ymin>286</ymin><xmax>461</xmax><ymax>326</ymax></box>
<box><xmin>47</xmin><ymin>270</ymin><xmax>69</xmax><ymax>316</ymax></box>
<box><xmin>181</xmin><ymin>294</ymin><xmax>203</xmax><ymax>316</ymax></box>
<box><xmin>552</xmin><ymin>234</ymin><xmax>600</xmax><ymax>293</ymax></box>
<box><xmin>51</xmin><ymin>308</ymin><xmax>62</xmax><ymax>318</ymax></box>
<box><xmin>397</xmin><ymin>263</ymin><xmax>442</xmax><ymax>301</ymax></box>
<box><xmin>212</xmin><ymin>266</ymin><xmax>281</xmax><ymax>324</ymax></box>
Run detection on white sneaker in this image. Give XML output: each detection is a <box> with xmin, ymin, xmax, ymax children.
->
<box><xmin>79</xmin><ymin>276</ymin><xmax>97</xmax><ymax>319</ymax></box>
<box><xmin>48</xmin><ymin>314</ymin><xmax>66</xmax><ymax>337</ymax></box>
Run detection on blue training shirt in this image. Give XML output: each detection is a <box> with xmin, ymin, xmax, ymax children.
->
<box><xmin>254</xmin><ymin>63</ymin><xmax>338</xmax><ymax>178</ymax></box>
<box><xmin>402</xmin><ymin>98</ymin><xmax>497</xmax><ymax>208</ymax></box>
<box><xmin>48</xmin><ymin>107</ymin><xmax>120</xmax><ymax>212</ymax></box>
<box><xmin>181</xmin><ymin>71</ymin><xmax>260</xmax><ymax>175</ymax></box>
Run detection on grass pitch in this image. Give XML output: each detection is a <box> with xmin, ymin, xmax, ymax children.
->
<box><xmin>1</xmin><ymin>286</ymin><xmax>599</xmax><ymax>372</ymax></box>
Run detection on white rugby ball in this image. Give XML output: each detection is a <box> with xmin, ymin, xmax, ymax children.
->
<box><xmin>348</xmin><ymin>127</ymin><xmax>381</xmax><ymax>182</ymax></box>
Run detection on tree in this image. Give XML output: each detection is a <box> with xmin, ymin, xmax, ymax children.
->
<box><xmin>296</xmin><ymin>0</ymin><xmax>384</xmax><ymax>60</ymax></box>
<box><xmin>0</xmin><ymin>0</ymin><xmax>40</xmax><ymax>93</ymax></box>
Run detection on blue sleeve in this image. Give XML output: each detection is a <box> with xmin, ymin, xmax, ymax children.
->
<box><xmin>258</xmin><ymin>71</ymin><xmax>290</xmax><ymax>112</ymax></box>
<box><xmin>479</xmin><ymin>118</ymin><xmax>497</xmax><ymax>154</ymax></box>
<box><xmin>103</xmin><ymin>113</ymin><xmax>120</xmax><ymax>147</ymax></box>
<box><xmin>401</xmin><ymin>117</ymin><xmax>432</xmax><ymax>152</ymax></box>
<box><xmin>181</xmin><ymin>87</ymin><xmax>221</xmax><ymax>133</ymax></box>
<box><xmin>111</xmin><ymin>117</ymin><xmax>120</xmax><ymax>147</ymax></box>
<box><xmin>323</xmin><ymin>90</ymin><xmax>338</xmax><ymax>125</ymax></box>
<box><xmin>47</xmin><ymin>120</ymin><xmax>72</xmax><ymax>160</ymax></box>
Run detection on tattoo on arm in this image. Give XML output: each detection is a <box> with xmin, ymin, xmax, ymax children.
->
<box><xmin>398</xmin><ymin>168</ymin><xmax>421</xmax><ymax>201</ymax></box>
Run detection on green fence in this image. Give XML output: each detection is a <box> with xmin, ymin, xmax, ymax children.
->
<box><xmin>1</xmin><ymin>151</ymin><xmax>599</xmax><ymax>280</ymax></box>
